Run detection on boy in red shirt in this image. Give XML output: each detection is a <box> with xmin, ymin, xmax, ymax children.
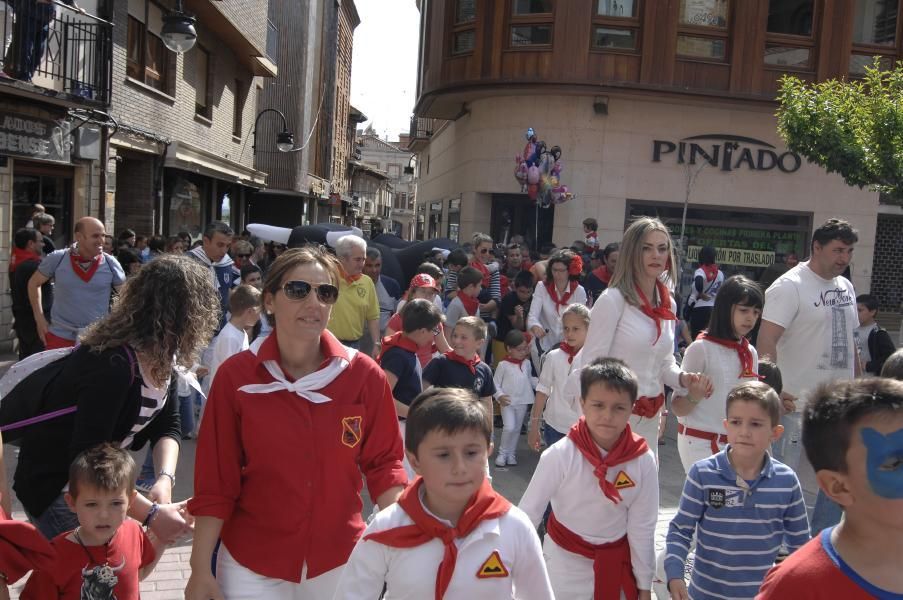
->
<box><xmin>22</xmin><ymin>443</ymin><xmax>164</xmax><ymax>599</ymax></box>
<box><xmin>757</xmin><ymin>378</ymin><xmax>903</xmax><ymax>599</ymax></box>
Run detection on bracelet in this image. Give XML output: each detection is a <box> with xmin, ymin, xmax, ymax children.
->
<box><xmin>530</xmin><ymin>417</ymin><xmax>542</xmax><ymax>422</ymax></box>
<box><xmin>142</xmin><ymin>502</ymin><xmax>160</xmax><ymax>528</ymax></box>
<box><xmin>158</xmin><ymin>470</ymin><xmax>176</xmax><ymax>486</ymax></box>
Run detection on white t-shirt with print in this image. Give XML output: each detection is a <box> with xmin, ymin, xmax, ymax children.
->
<box><xmin>762</xmin><ymin>262</ymin><xmax>858</xmax><ymax>408</ymax></box>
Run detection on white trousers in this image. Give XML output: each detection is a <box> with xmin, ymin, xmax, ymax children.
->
<box><xmin>544</xmin><ymin>536</ymin><xmax>630</xmax><ymax>600</ymax></box>
<box><xmin>217</xmin><ymin>543</ymin><xmax>344</xmax><ymax>600</ymax></box>
<box><xmin>630</xmin><ymin>413</ymin><xmax>661</xmax><ymax>464</ymax></box>
<box><xmin>677</xmin><ymin>431</ymin><xmax>726</xmax><ymax>474</ymax></box>
<box><xmin>499</xmin><ymin>404</ymin><xmax>529</xmax><ymax>458</ymax></box>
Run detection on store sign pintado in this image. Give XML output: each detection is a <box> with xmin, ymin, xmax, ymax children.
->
<box><xmin>0</xmin><ymin>112</ymin><xmax>71</xmax><ymax>164</ymax></box>
<box><xmin>652</xmin><ymin>134</ymin><xmax>801</xmax><ymax>173</ymax></box>
<box><xmin>687</xmin><ymin>245</ymin><xmax>775</xmax><ymax>268</ymax></box>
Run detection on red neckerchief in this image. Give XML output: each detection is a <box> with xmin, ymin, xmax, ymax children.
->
<box><xmin>457</xmin><ymin>292</ymin><xmax>480</xmax><ymax>316</ymax></box>
<box><xmin>470</xmin><ymin>260</ymin><xmax>491</xmax><ymax>289</ymax></box>
<box><xmin>568</xmin><ymin>419</ymin><xmax>649</xmax><ymax>504</ymax></box>
<box><xmin>445</xmin><ymin>350</ymin><xmax>481</xmax><ymax>375</ymax></box>
<box><xmin>503</xmin><ymin>356</ymin><xmax>525</xmax><ymax>367</ymax></box>
<box><xmin>9</xmin><ymin>247</ymin><xmax>41</xmax><ymax>273</ymax></box>
<box><xmin>364</xmin><ymin>477</ymin><xmax>511</xmax><ymax>600</ymax></box>
<box><xmin>592</xmin><ymin>265</ymin><xmax>613</xmax><ymax>285</ymax></box>
<box><xmin>378</xmin><ymin>331</ymin><xmax>422</xmax><ymax>363</ymax></box>
<box><xmin>560</xmin><ymin>342</ymin><xmax>579</xmax><ymax>364</ymax></box>
<box><xmin>68</xmin><ymin>250</ymin><xmax>102</xmax><ymax>283</ymax></box>
<box><xmin>635</xmin><ymin>280</ymin><xmax>676</xmax><ymax>343</ymax></box>
<box><xmin>701</xmin><ymin>263</ymin><xmax>719</xmax><ymax>282</ymax></box>
<box><xmin>340</xmin><ymin>265</ymin><xmax>362</xmax><ymax>284</ymax></box>
<box><xmin>699</xmin><ymin>332</ymin><xmax>760</xmax><ymax>379</ymax></box>
<box><xmin>547</xmin><ymin>280</ymin><xmax>578</xmax><ymax>310</ymax></box>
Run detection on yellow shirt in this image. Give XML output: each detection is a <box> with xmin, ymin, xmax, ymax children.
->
<box><xmin>327</xmin><ymin>275</ymin><xmax>380</xmax><ymax>341</ymax></box>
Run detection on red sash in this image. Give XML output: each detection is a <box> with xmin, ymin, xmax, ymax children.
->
<box><xmin>591</xmin><ymin>265</ymin><xmax>613</xmax><ymax>285</ymax></box>
<box><xmin>546</xmin><ymin>512</ymin><xmax>638</xmax><ymax>600</ymax></box>
<box><xmin>635</xmin><ymin>281</ymin><xmax>676</xmax><ymax>343</ymax></box>
<box><xmin>445</xmin><ymin>351</ymin><xmax>481</xmax><ymax>375</ymax></box>
<box><xmin>69</xmin><ymin>251</ymin><xmax>102</xmax><ymax>283</ymax></box>
<box><xmin>568</xmin><ymin>419</ymin><xmax>648</xmax><ymax>504</ymax></box>
<box><xmin>457</xmin><ymin>292</ymin><xmax>480</xmax><ymax>316</ymax></box>
<box><xmin>633</xmin><ymin>393</ymin><xmax>665</xmax><ymax>418</ymax></box>
<box><xmin>378</xmin><ymin>331</ymin><xmax>421</xmax><ymax>363</ymax></box>
<box><xmin>699</xmin><ymin>332</ymin><xmax>759</xmax><ymax>379</ymax></box>
<box><xmin>548</xmin><ymin>280</ymin><xmax>578</xmax><ymax>310</ymax></box>
<box><xmin>365</xmin><ymin>477</ymin><xmax>511</xmax><ymax>600</ymax></box>
<box><xmin>559</xmin><ymin>342</ymin><xmax>579</xmax><ymax>364</ymax></box>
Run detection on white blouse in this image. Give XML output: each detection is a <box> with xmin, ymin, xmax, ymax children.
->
<box><xmin>527</xmin><ymin>281</ymin><xmax>587</xmax><ymax>353</ymax></box>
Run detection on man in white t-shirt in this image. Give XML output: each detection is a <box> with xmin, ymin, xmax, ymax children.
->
<box><xmin>757</xmin><ymin>218</ymin><xmax>860</xmax><ymax>536</ymax></box>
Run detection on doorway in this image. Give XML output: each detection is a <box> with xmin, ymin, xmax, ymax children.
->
<box><xmin>491</xmin><ymin>194</ymin><xmax>555</xmax><ymax>250</ymax></box>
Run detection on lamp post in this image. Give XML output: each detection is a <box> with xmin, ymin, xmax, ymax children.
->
<box><xmin>253</xmin><ymin>108</ymin><xmax>299</xmax><ymax>154</ymax></box>
<box><xmin>161</xmin><ymin>0</ymin><xmax>197</xmax><ymax>53</ymax></box>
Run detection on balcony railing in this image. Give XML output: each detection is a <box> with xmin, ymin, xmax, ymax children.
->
<box><xmin>0</xmin><ymin>1</ymin><xmax>112</xmax><ymax>105</ymax></box>
<box><xmin>409</xmin><ymin>116</ymin><xmax>434</xmax><ymax>139</ymax></box>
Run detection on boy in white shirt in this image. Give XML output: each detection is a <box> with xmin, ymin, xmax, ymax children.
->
<box><xmin>206</xmin><ymin>284</ymin><xmax>261</xmax><ymax>389</ymax></box>
<box><xmin>494</xmin><ymin>330</ymin><xmax>538</xmax><ymax>467</ymax></box>
<box><xmin>519</xmin><ymin>357</ymin><xmax>658</xmax><ymax>600</ymax></box>
<box><xmin>333</xmin><ymin>387</ymin><xmax>554</xmax><ymax>600</ymax></box>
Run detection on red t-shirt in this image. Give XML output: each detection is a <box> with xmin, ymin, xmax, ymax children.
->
<box><xmin>188</xmin><ymin>329</ymin><xmax>407</xmax><ymax>583</ymax></box>
<box><xmin>21</xmin><ymin>519</ymin><xmax>154</xmax><ymax>600</ymax></box>
<box><xmin>757</xmin><ymin>527</ymin><xmax>903</xmax><ymax>599</ymax></box>
<box><xmin>387</xmin><ymin>312</ymin><xmax>441</xmax><ymax>368</ymax></box>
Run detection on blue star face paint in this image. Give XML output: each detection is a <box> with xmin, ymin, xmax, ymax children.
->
<box><xmin>861</xmin><ymin>427</ymin><xmax>903</xmax><ymax>499</ymax></box>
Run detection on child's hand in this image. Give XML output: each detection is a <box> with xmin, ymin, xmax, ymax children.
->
<box><xmin>668</xmin><ymin>578</ymin><xmax>690</xmax><ymax>600</ymax></box>
<box><xmin>683</xmin><ymin>372</ymin><xmax>712</xmax><ymax>400</ymax></box>
<box><xmin>528</xmin><ymin>421</ymin><xmax>543</xmax><ymax>452</ymax></box>
<box><xmin>530</xmin><ymin>325</ymin><xmax>546</xmax><ymax>339</ymax></box>
<box><xmin>780</xmin><ymin>391</ymin><xmax>797</xmax><ymax>414</ymax></box>
<box><xmin>498</xmin><ymin>395</ymin><xmax>511</xmax><ymax>407</ymax></box>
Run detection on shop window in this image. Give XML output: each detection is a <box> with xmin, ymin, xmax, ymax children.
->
<box><xmin>676</xmin><ymin>0</ymin><xmax>729</xmax><ymax>62</ymax></box>
<box><xmin>13</xmin><ymin>171</ymin><xmax>73</xmax><ymax>248</ymax></box>
<box><xmin>127</xmin><ymin>0</ymin><xmax>175</xmax><ymax>95</ymax></box>
<box><xmin>592</xmin><ymin>0</ymin><xmax>640</xmax><ymax>52</ymax></box>
<box><xmin>451</xmin><ymin>0</ymin><xmax>476</xmax><ymax>56</ymax></box>
<box><xmin>764</xmin><ymin>0</ymin><xmax>815</xmax><ymax>71</ymax></box>
<box><xmin>509</xmin><ymin>0</ymin><xmax>553</xmax><ymax>48</ymax></box>
<box><xmin>195</xmin><ymin>45</ymin><xmax>212</xmax><ymax>120</ymax></box>
<box><xmin>850</xmin><ymin>0</ymin><xmax>897</xmax><ymax>77</ymax></box>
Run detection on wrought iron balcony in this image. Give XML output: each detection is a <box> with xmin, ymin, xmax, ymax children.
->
<box><xmin>0</xmin><ymin>1</ymin><xmax>112</xmax><ymax>106</ymax></box>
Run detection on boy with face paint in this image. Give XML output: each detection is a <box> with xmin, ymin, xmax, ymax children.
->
<box><xmin>757</xmin><ymin>378</ymin><xmax>903</xmax><ymax>599</ymax></box>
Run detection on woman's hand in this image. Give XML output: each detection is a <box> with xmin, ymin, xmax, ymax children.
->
<box><xmin>149</xmin><ymin>500</ymin><xmax>193</xmax><ymax>545</ymax></box>
<box><xmin>780</xmin><ymin>391</ymin><xmax>797</xmax><ymax>414</ymax></box>
<box><xmin>185</xmin><ymin>570</ymin><xmax>225</xmax><ymax>600</ymax></box>
<box><xmin>498</xmin><ymin>395</ymin><xmax>511</xmax><ymax>407</ymax></box>
<box><xmin>530</xmin><ymin>326</ymin><xmax>546</xmax><ymax>339</ymax></box>
<box><xmin>147</xmin><ymin>477</ymin><xmax>172</xmax><ymax>504</ymax></box>
<box><xmin>527</xmin><ymin>420</ymin><xmax>543</xmax><ymax>452</ymax></box>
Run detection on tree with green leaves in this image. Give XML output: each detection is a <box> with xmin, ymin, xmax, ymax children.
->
<box><xmin>776</xmin><ymin>59</ymin><xmax>903</xmax><ymax>200</ymax></box>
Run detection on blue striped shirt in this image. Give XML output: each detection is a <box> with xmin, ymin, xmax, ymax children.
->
<box><xmin>665</xmin><ymin>447</ymin><xmax>810</xmax><ymax>600</ymax></box>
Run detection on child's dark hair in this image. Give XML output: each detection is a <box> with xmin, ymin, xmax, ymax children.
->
<box><xmin>804</xmin><ymin>378</ymin><xmax>903</xmax><ymax>473</ymax></box>
<box><xmin>513</xmin><ymin>270</ymin><xmax>534</xmax><ymax>289</ymax></box>
<box><xmin>405</xmin><ymin>387</ymin><xmax>491</xmax><ymax>454</ymax></box>
<box><xmin>582</xmin><ymin>217</ymin><xmax>598</xmax><ymax>231</ymax></box>
<box><xmin>757</xmin><ymin>359</ymin><xmax>783</xmax><ymax>395</ymax></box>
<box><xmin>446</xmin><ymin>249</ymin><xmax>469</xmax><ymax>268</ymax></box>
<box><xmin>504</xmin><ymin>329</ymin><xmax>526</xmax><ymax>349</ymax></box>
<box><xmin>416</xmin><ymin>262</ymin><xmax>443</xmax><ymax>280</ymax></box>
<box><xmin>706</xmin><ymin>275</ymin><xmax>763</xmax><ymax>340</ymax></box>
<box><xmin>456</xmin><ymin>266</ymin><xmax>483</xmax><ymax>290</ymax></box>
<box><xmin>698</xmin><ymin>245</ymin><xmax>717</xmax><ymax>265</ymax></box>
<box><xmin>881</xmin><ymin>349</ymin><xmax>903</xmax><ymax>380</ymax></box>
<box><xmin>726</xmin><ymin>381</ymin><xmax>781</xmax><ymax>427</ymax></box>
<box><xmin>811</xmin><ymin>218</ymin><xmax>858</xmax><ymax>250</ymax></box>
<box><xmin>240</xmin><ymin>263</ymin><xmax>263</xmax><ymax>282</ymax></box>
<box><xmin>401</xmin><ymin>298</ymin><xmax>443</xmax><ymax>334</ymax></box>
<box><xmin>857</xmin><ymin>293</ymin><xmax>879</xmax><ymax>313</ymax></box>
<box><xmin>454</xmin><ymin>315</ymin><xmax>487</xmax><ymax>341</ymax></box>
<box><xmin>69</xmin><ymin>443</ymin><xmax>137</xmax><ymax>498</ymax></box>
<box><xmin>580</xmin><ymin>357</ymin><xmax>638</xmax><ymax>403</ymax></box>
<box><xmin>230</xmin><ymin>283</ymin><xmax>262</xmax><ymax>314</ymax></box>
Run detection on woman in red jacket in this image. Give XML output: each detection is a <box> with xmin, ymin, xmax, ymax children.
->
<box><xmin>186</xmin><ymin>246</ymin><xmax>407</xmax><ymax>600</ymax></box>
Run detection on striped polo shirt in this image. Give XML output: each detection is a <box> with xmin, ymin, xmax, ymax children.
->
<box><xmin>665</xmin><ymin>447</ymin><xmax>810</xmax><ymax>600</ymax></box>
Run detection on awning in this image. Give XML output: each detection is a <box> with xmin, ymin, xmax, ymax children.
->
<box><xmin>164</xmin><ymin>140</ymin><xmax>267</xmax><ymax>187</ymax></box>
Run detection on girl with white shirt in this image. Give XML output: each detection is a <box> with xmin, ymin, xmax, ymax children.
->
<box><xmin>671</xmin><ymin>275</ymin><xmax>764</xmax><ymax>472</ymax></box>
<box><xmin>569</xmin><ymin>217</ymin><xmax>710</xmax><ymax>460</ymax></box>
<box><xmin>528</xmin><ymin>249</ymin><xmax>587</xmax><ymax>364</ymax></box>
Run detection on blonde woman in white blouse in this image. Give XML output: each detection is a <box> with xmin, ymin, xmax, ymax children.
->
<box><xmin>527</xmin><ymin>249</ymin><xmax>587</xmax><ymax>363</ymax></box>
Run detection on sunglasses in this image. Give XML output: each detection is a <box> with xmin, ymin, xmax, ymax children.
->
<box><xmin>236</xmin><ymin>253</ymin><xmax>251</xmax><ymax>258</ymax></box>
<box><xmin>281</xmin><ymin>280</ymin><xmax>340</xmax><ymax>304</ymax></box>
<box><xmin>479</xmin><ymin>248</ymin><xmax>490</xmax><ymax>254</ymax></box>
<box><xmin>431</xmin><ymin>325</ymin><xmax>441</xmax><ymax>335</ymax></box>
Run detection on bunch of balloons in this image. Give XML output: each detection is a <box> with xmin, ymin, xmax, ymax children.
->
<box><xmin>514</xmin><ymin>127</ymin><xmax>574</xmax><ymax>206</ymax></box>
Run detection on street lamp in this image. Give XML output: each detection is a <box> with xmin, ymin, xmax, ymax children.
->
<box><xmin>161</xmin><ymin>0</ymin><xmax>197</xmax><ymax>53</ymax></box>
<box><xmin>253</xmin><ymin>108</ymin><xmax>300</xmax><ymax>154</ymax></box>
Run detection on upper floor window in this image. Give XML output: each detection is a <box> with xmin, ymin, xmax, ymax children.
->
<box><xmin>195</xmin><ymin>45</ymin><xmax>212</xmax><ymax>120</ymax></box>
<box><xmin>764</xmin><ymin>0</ymin><xmax>815</xmax><ymax>71</ymax></box>
<box><xmin>509</xmin><ymin>0</ymin><xmax>553</xmax><ymax>48</ymax></box>
<box><xmin>233</xmin><ymin>79</ymin><xmax>245</xmax><ymax>138</ymax></box>
<box><xmin>676</xmin><ymin>0</ymin><xmax>729</xmax><ymax>61</ymax></box>
<box><xmin>127</xmin><ymin>0</ymin><xmax>175</xmax><ymax>95</ymax></box>
<box><xmin>592</xmin><ymin>0</ymin><xmax>640</xmax><ymax>51</ymax></box>
<box><xmin>451</xmin><ymin>0</ymin><xmax>476</xmax><ymax>55</ymax></box>
<box><xmin>850</xmin><ymin>0</ymin><xmax>898</xmax><ymax>76</ymax></box>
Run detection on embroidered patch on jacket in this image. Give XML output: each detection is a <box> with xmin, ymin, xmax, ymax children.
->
<box><xmin>614</xmin><ymin>470</ymin><xmax>635</xmax><ymax>490</ymax></box>
<box><xmin>476</xmin><ymin>550</ymin><xmax>509</xmax><ymax>579</ymax></box>
<box><xmin>341</xmin><ymin>416</ymin><xmax>363</xmax><ymax>448</ymax></box>
<box><xmin>708</xmin><ymin>488</ymin><xmax>726</xmax><ymax>509</ymax></box>
<box><xmin>357</xmin><ymin>286</ymin><xmax>367</xmax><ymax>298</ymax></box>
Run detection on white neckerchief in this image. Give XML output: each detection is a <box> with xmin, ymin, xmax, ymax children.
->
<box><xmin>187</xmin><ymin>246</ymin><xmax>234</xmax><ymax>291</ymax></box>
<box><xmin>238</xmin><ymin>342</ymin><xmax>358</xmax><ymax>404</ymax></box>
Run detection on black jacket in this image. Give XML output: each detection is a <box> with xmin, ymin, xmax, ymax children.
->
<box><xmin>866</xmin><ymin>326</ymin><xmax>897</xmax><ymax>376</ymax></box>
<box><xmin>13</xmin><ymin>345</ymin><xmax>180</xmax><ymax>517</ymax></box>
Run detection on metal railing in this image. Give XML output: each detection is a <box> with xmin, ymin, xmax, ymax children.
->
<box><xmin>0</xmin><ymin>1</ymin><xmax>112</xmax><ymax>105</ymax></box>
<box><xmin>409</xmin><ymin>116</ymin><xmax>433</xmax><ymax>139</ymax></box>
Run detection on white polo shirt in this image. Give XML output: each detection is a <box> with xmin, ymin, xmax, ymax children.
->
<box><xmin>536</xmin><ymin>348</ymin><xmax>581</xmax><ymax>435</ymax></box>
<box><xmin>493</xmin><ymin>360</ymin><xmax>537</xmax><ymax>406</ymax></box>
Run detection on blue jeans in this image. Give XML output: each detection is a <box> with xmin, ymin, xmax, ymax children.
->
<box><xmin>772</xmin><ymin>411</ymin><xmax>803</xmax><ymax>469</ymax></box>
<box><xmin>179</xmin><ymin>393</ymin><xmax>195</xmax><ymax>437</ymax></box>
<box><xmin>140</xmin><ymin>445</ymin><xmax>156</xmax><ymax>482</ymax></box>
<box><xmin>543</xmin><ymin>423</ymin><xmax>566</xmax><ymax>448</ymax></box>
<box><xmin>810</xmin><ymin>490</ymin><xmax>843</xmax><ymax>536</ymax></box>
<box><xmin>29</xmin><ymin>494</ymin><xmax>79</xmax><ymax>540</ymax></box>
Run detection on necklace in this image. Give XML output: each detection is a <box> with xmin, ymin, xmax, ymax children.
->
<box><xmin>73</xmin><ymin>526</ymin><xmax>112</xmax><ymax>566</ymax></box>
